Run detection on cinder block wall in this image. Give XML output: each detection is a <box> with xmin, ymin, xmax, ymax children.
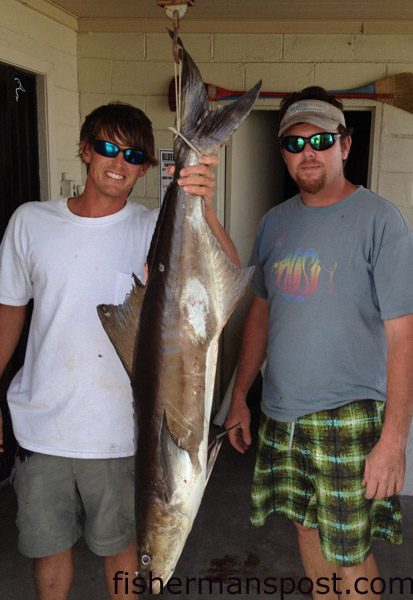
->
<box><xmin>78</xmin><ymin>27</ymin><xmax>413</xmax><ymax>226</ymax></box>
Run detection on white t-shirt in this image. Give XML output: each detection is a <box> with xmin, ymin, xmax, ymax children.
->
<box><xmin>0</xmin><ymin>199</ymin><xmax>158</xmax><ymax>458</ymax></box>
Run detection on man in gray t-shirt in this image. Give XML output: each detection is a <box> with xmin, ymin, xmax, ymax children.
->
<box><xmin>226</xmin><ymin>87</ymin><xmax>413</xmax><ymax>600</ymax></box>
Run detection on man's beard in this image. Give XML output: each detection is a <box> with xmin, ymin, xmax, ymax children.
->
<box><xmin>296</xmin><ymin>163</ymin><xmax>327</xmax><ymax>195</ymax></box>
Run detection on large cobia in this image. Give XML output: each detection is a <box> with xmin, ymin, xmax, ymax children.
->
<box><xmin>97</xmin><ymin>38</ymin><xmax>261</xmax><ymax>592</ymax></box>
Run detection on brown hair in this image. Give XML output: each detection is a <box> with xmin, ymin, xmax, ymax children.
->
<box><xmin>79</xmin><ymin>102</ymin><xmax>158</xmax><ymax>166</ymax></box>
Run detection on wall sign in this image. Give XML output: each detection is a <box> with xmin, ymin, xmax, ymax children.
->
<box><xmin>159</xmin><ymin>149</ymin><xmax>174</xmax><ymax>206</ymax></box>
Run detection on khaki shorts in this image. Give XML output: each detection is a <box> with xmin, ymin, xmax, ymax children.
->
<box><xmin>251</xmin><ymin>400</ymin><xmax>403</xmax><ymax>566</ymax></box>
<box><xmin>14</xmin><ymin>452</ymin><xmax>135</xmax><ymax>558</ymax></box>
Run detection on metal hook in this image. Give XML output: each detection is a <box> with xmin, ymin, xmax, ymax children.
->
<box><xmin>207</xmin><ymin>422</ymin><xmax>241</xmax><ymax>451</ymax></box>
<box><xmin>14</xmin><ymin>77</ymin><xmax>26</xmax><ymax>102</ymax></box>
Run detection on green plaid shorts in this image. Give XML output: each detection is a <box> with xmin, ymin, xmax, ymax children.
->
<box><xmin>251</xmin><ymin>399</ymin><xmax>403</xmax><ymax>566</ymax></box>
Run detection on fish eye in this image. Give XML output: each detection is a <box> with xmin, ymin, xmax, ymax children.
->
<box><xmin>141</xmin><ymin>554</ymin><xmax>152</xmax><ymax>567</ymax></box>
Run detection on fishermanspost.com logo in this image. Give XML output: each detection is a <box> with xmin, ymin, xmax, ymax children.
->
<box><xmin>113</xmin><ymin>570</ymin><xmax>413</xmax><ymax>597</ymax></box>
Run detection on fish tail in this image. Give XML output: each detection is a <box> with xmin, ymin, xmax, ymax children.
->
<box><xmin>176</xmin><ymin>41</ymin><xmax>262</xmax><ymax>157</ymax></box>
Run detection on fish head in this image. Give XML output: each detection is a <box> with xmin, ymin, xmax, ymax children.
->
<box><xmin>137</xmin><ymin>496</ymin><xmax>191</xmax><ymax>593</ymax></box>
<box><xmin>136</xmin><ymin>412</ymin><xmax>199</xmax><ymax>593</ymax></box>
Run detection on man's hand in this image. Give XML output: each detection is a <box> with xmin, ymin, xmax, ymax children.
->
<box><xmin>225</xmin><ymin>399</ymin><xmax>252</xmax><ymax>454</ymax></box>
<box><xmin>167</xmin><ymin>154</ymin><xmax>240</xmax><ymax>266</ymax></box>
<box><xmin>362</xmin><ymin>438</ymin><xmax>406</xmax><ymax>499</ymax></box>
<box><xmin>364</xmin><ymin>313</ymin><xmax>413</xmax><ymax>500</ymax></box>
<box><xmin>168</xmin><ymin>155</ymin><xmax>219</xmax><ymax>204</ymax></box>
<box><xmin>225</xmin><ymin>298</ymin><xmax>269</xmax><ymax>453</ymax></box>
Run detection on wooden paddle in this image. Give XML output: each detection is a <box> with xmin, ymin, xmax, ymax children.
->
<box><xmin>168</xmin><ymin>73</ymin><xmax>413</xmax><ymax>114</ymax></box>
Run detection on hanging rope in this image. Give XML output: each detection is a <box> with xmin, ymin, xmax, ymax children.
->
<box><xmin>171</xmin><ymin>10</ymin><xmax>182</xmax><ymax>133</ymax></box>
<box><xmin>168</xmin><ymin>126</ymin><xmax>202</xmax><ymax>156</ymax></box>
<box><xmin>157</xmin><ymin>0</ymin><xmax>202</xmax><ymax>155</ymax></box>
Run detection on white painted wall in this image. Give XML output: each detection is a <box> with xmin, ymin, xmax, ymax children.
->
<box><xmin>3</xmin><ymin>5</ymin><xmax>413</xmax><ymax>219</ymax></box>
<box><xmin>0</xmin><ymin>0</ymin><xmax>81</xmax><ymax>199</ymax></box>
<box><xmin>77</xmin><ymin>29</ymin><xmax>413</xmax><ymax>224</ymax></box>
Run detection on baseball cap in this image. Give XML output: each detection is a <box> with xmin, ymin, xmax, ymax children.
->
<box><xmin>278</xmin><ymin>99</ymin><xmax>346</xmax><ymax>137</ymax></box>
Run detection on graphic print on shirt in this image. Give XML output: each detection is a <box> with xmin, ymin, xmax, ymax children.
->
<box><xmin>273</xmin><ymin>247</ymin><xmax>337</xmax><ymax>302</ymax></box>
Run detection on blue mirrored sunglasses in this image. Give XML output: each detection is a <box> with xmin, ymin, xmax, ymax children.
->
<box><xmin>93</xmin><ymin>140</ymin><xmax>147</xmax><ymax>165</ymax></box>
<box><xmin>280</xmin><ymin>132</ymin><xmax>341</xmax><ymax>153</ymax></box>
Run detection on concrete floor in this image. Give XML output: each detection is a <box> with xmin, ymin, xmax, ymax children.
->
<box><xmin>1</xmin><ymin>414</ymin><xmax>412</xmax><ymax>600</ymax></box>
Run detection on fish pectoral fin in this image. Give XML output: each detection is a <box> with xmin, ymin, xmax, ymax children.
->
<box><xmin>160</xmin><ymin>412</ymin><xmax>193</xmax><ymax>502</ymax></box>
<box><xmin>221</xmin><ymin>263</ymin><xmax>255</xmax><ymax>325</ymax></box>
<box><xmin>207</xmin><ymin>233</ymin><xmax>255</xmax><ymax>324</ymax></box>
<box><xmin>96</xmin><ymin>274</ymin><xmax>145</xmax><ymax>378</ymax></box>
<box><xmin>160</xmin><ymin>413</ymin><xmax>193</xmax><ymax>502</ymax></box>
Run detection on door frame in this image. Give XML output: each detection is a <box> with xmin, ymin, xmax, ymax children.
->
<box><xmin>0</xmin><ymin>46</ymin><xmax>57</xmax><ymax>200</ymax></box>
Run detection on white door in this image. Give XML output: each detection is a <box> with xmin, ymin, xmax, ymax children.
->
<box><xmin>221</xmin><ymin>109</ymin><xmax>284</xmax><ymax>391</ymax></box>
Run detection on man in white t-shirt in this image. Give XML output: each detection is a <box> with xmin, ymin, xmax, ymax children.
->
<box><xmin>0</xmin><ymin>102</ymin><xmax>238</xmax><ymax>600</ymax></box>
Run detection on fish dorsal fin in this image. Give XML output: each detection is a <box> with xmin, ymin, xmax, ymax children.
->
<box><xmin>96</xmin><ymin>274</ymin><xmax>146</xmax><ymax>378</ymax></box>
<box><xmin>179</xmin><ymin>45</ymin><xmax>261</xmax><ymax>154</ymax></box>
<box><xmin>206</xmin><ymin>228</ymin><xmax>255</xmax><ymax>325</ymax></box>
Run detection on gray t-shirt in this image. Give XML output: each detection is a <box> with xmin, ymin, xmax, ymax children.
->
<box><xmin>252</xmin><ymin>186</ymin><xmax>413</xmax><ymax>421</ymax></box>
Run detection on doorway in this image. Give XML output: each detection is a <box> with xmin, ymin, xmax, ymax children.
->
<box><xmin>0</xmin><ymin>62</ymin><xmax>41</xmax><ymax>486</ymax></box>
<box><xmin>0</xmin><ymin>62</ymin><xmax>41</xmax><ymax>239</ymax></box>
